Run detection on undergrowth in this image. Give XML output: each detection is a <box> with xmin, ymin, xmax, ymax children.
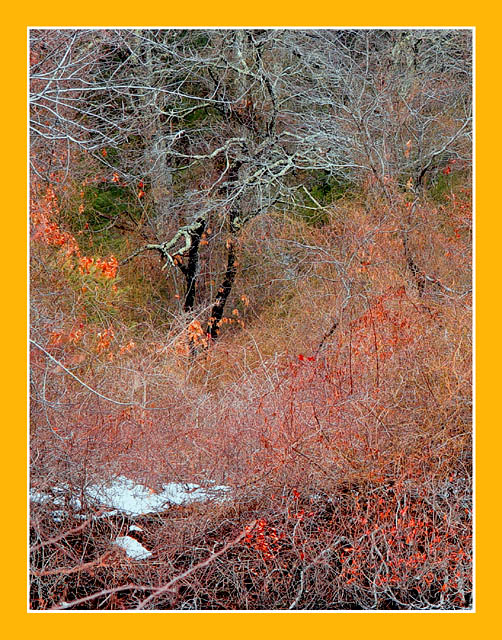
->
<box><xmin>30</xmin><ymin>177</ymin><xmax>472</xmax><ymax>610</ymax></box>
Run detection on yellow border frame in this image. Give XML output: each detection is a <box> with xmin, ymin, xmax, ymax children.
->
<box><xmin>7</xmin><ymin>3</ymin><xmax>494</xmax><ymax>636</ymax></box>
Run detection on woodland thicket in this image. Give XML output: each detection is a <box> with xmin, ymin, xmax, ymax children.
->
<box><xmin>30</xmin><ymin>29</ymin><xmax>472</xmax><ymax>610</ymax></box>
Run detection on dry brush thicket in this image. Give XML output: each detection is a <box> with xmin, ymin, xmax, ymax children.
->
<box><xmin>29</xmin><ymin>28</ymin><xmax>472</xmax><ymax>610</ymax></box>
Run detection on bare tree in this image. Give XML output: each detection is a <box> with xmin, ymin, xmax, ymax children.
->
<box><xmin>30</xmin><ymin>28</ymin><xmax>472</xmax><ymax>334</ymax></box>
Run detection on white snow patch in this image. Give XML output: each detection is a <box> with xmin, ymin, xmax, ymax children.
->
<box><xmin>129</xmin><ymin>524</ymin><xmax>143</xmax><ymax>533</ymax></box>
<box><xmin>85</xmin><ymin>476</ymin><xmax>230</xmax><ymax>516</ymax></box>
<box><xmin>30</xmin><ymin>487</ymin><xmax>82</xmax><ymax>511</ymax></box>
<box><xmin>114</xmin><ymin>536</ymin><xmax>152</xmax><ymax>560</ymax></box>
<box><xmin>31</xmin><ymin>476</ymin><xmax>231</xmax><ymax>519</ymax></box>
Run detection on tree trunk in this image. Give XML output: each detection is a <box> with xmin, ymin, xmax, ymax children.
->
<box><xmin>402</xmin><ymin>231</ymin><xmax>425</xmax><ymax>296</ymax></box>
<box><xmin>182</xmin><ymin>219</ymin><xmax>206</xmax><ymax>312</ymax></box>
<box><xmin>207</xmin><ymin>237</ymin><xmax>238</xmax><ymax>341</ymax></box>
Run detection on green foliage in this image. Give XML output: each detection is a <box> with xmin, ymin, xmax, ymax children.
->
<box><xmin>64</xmin><ymin>182</ymin><xmax>143</xmax><ymax>257</ymax></box>
<box><xmin>182</xmin><ymin>104</ymin><xmax>210</xmax><ymax>125</ymax></box>
<box><xmin>296</xmin><ymin>171</ymin><xmax>355</xmax><ymax>226</ymax></box>
<box><xmin>427</xmin><ymin>170</ymin><xmax>464</xmax><ymax>204</ymax></box>
<box><xmin>311</xmin><ymin>173</ymin><xmax>353</xmax><ymax>204</ymax></box>
<box><xmin>82</xmin><ymin>183</ymin><xmax>139</xmax><ymax>229</ymax></box>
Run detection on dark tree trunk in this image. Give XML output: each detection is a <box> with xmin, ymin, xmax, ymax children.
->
<box><xmin>182</xmin><ymin>219</ymin><xmax>206</xmax><ymax>312</ymax></box>
<box><xmin>207</xmin><ymin>238</ymin><xmax>237</xmax><ymax>341</ymax></box>
<box><xmin>205</xmin><ymin>160</ymin><xmax>243</xmax><ymax>341</ymax></box>
<box><xmin>402</xmin><ymin>231</ymin><xmax>425</xmax><ymax>296</ymax></box>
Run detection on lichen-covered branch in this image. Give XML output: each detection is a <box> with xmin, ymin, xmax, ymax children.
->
<box><xmin>121</xmin><ymin>217</ymin><xmax>207</xmax><ymax>271</ymax></box>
